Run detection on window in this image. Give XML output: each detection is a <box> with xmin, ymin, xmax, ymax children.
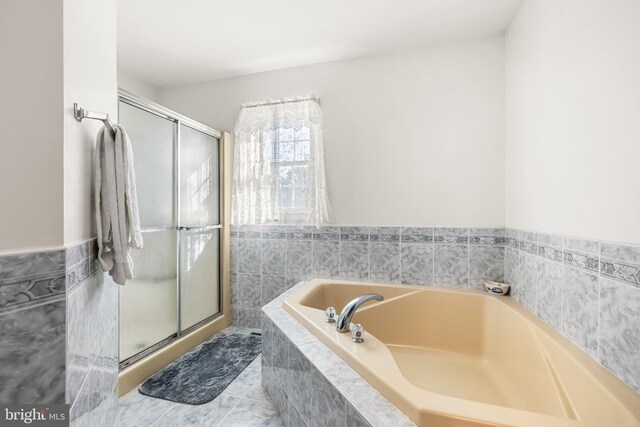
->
<box><xmin>264</xmin><ymin>126</ymin><xmax>311</xmax><ymax>214</ymax></box>
<box><xmin>232</xmin><ymin>96</ymin><xmax>332</xmax><ymax>225</ymax></box>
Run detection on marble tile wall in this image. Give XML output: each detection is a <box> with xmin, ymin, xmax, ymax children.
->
<box><xmin>504</xmin><ymin>229</ymin><xmax>640</xmax><ymax>393</ymax></box>
<box><xmin>231</xmin><ymin>225</ymin><xmax>505</xmax><ymax>328</ymax></box>
<box><xmin>66</xmin><ymin>239</ymin><xmax>119</xmax><ymax>427</ymax></box>
<box><xmin>0</xmin><ymin>249</ymin><xmax>66</xmax><ymax>404</ymax></box>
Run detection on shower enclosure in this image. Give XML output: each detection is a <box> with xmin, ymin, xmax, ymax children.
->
<box><xmin>117</xmin><ymin>90</ymin><xmax>229</xmax><ymax>370</ymax></box>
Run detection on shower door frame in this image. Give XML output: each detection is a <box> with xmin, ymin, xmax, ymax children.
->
<box><xmin>117</xmin><ymin>89</ymin><xmax>232</xmax><ymax>391</ymax></box>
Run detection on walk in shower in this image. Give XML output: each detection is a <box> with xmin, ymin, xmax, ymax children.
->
<box><xmin>117</xmin><ymin>90</ymin><xmax>229</xmax><ymax>371</ymax></box>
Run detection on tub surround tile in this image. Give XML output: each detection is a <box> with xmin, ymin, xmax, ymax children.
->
<box><xmin>298</xmin><ymin>341</ymin><xmax>359</xmax><ymax>386</ymax></box>
<box><xmin>469</xmin><ymin>245</ymin><xmax>504</xmax><ymax>289</ymax></box>
<box><xmin>312</xmin><ymin>240</ymin><xmax>340</xmax><ymax>279</ymax></box>
<box><xmin>340</xmin><ymin>227</ymin><xmax>369</xmax><ymax>241</ymax></box>
<box><xmin>261</xmin><ymin>361</ymin><xmax>288</xmax><ymax>424</ymax></box>
<box><xmin>400</xmin><ymin>243</ymin><xmax>433</xmax><ymax>285</ymax></box>
<box><xmin>517</xmin><ymin>252</ymin><xmax>539</xmax><ymax>312</ymax></box>
<box><xmin>239</xmin><ymin>239</ymin><xmax>262</xmax><ymax>274</ymax></box>
<box><xmin>287</xmin><ymin>402</ymin><xmax>308</xmax><ymax>427</ymax></box>
<box><xmin>314</xmin><ymin>371</ymin><xmax>348</xmax><ymax>427</ymax></box>
<box><xmin>262</xmin><ymin>225</ymin><xmax>288</xmax><ymax>240</ymax></box>
<box><xmin>312</xmin><ymin>226</ymin><xmax>340</xmax><ymax>241</ymax></box>
<box><xmin>564</xmin><ymin>236</ymin><xmax>600</xmax><ymax>256</ymax></box>
<box><xmin>434</xmin><ymin>244</ymin><xmax>468</xmax><ymax>287</ymax></box>
<box><xmin>340</xmin><ymin>241</ymin><xmax>369</xmax><ymax>281</ymax></box>
<box><xmin>337</xmin><ymin>378</ymin><xmax>414</xmax><ymax>427</ymax></box>
<box><xmin>237</xmin><ymin>274</ymin><xmax>262</xmax><ymax>309</ymax></box>
<box><xmin>537</xmin><ymin>233</ymin><xmax>563</xmax><ymax>249</ymax></box>
<box><xmin>262</xmin><ymin>276</ymin><xmax>287</xmax><ymax>307</ymax></box>
<box><xmin>600</xmin><ymin>258</ymin><xmax>640</xmax><ymax>288</ymax></box>
<box><xmin>286</xmin><ymin>241</ymin><xmax>312</xmax><ymax>278</ymax></box>
<box><xmin>233</xmin><ymin>308</ymin><xmax>261</xmax><ymax>328</ymax></box>
<box><xmin>400</xmin><ymin>227</ymin><xmax>433</xmax><ymax>243</ymax></box>
<box><xmin>287</xmin><ymin>343</ymin><xmax>315</xmax><ymax>421</ymax></box>
<box><xmin>469</xmin><ymin>228</ymin><xmax>505</xmax><ymax>245</ymax></box>
<box><xmin>347</xmin><ymin>403</ymin><xmax>372</xmax><ymax>427</ymax></box>
<box><xmin>262</xmin><ymin>285</ymin><xmax>403</xmax><ymax>427</ymax></box>
<box><xmin>287</xmin><ymin>226</ymin><xmax>313</xmax><ymax>240</ymax></box>
<box><xmin>262</xmin><ymin>240</ymin><xmax>287</xmax><ymax>276</ymax></box>
<box><xmin>563</xmin><ymin>250</ymin><xmax>600</xmax><ymax>274</ymax></box>
<box><xmin>238</xmin><ymin>225</ymin><xmax>639</xmax><ymax>393</ymax></box>
<box><xmin>601</xmin><ymin>242</ymin><xmax>640</xmax><ymax>265</ymax></box>
<box><xmin>369</xmin><ymin>242</ymin><xmax>400</xmax><ymax>283</ymax></box>
<box><xmin>369</xmin><ymin>227</ymin><xmax>400</xmax><ymax>242</ymax></box>
<box><xmin>536</xmin><ymin>259</ymin><xmax>563</xmax><ymax>330</ymax></box>
<box><xmin>562</xmin><ymin>266</ymin><xmax>599</xmax><ymax>358</ymax></box>
<box><xmin>434</xmin><ymin>227</ymin><xmax>469</xmax><ymax>244</ymax></box>
<box><xmin>598</xmin><ymin>277</ymin><xmax>640</xmax><ymax>393</ymax></box>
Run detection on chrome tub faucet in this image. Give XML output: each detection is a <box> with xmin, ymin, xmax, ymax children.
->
<box><xmin>335</xmin><ymin>293</ymin><xmax>384</xmax><ymax>333</ymax></box>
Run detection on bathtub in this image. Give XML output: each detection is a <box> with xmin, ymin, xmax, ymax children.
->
<box><xmin>283</xmin><ymin>280</ymin><xmax>640</xmax><ymax>427</ymax></box>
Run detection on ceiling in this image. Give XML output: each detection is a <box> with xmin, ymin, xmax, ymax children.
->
<box><xmin>118</xmin><ymin>0</ymin><xmax>523</xmax><ymax>87</ymax></box>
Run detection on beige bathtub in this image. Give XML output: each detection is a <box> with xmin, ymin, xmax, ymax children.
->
<box><xmin>283</xmin><ymin>280</ymin><xmax>640</xmax><ymax>427</ymax></box>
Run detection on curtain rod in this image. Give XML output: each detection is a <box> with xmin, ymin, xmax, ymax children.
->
<box><xmin>242</xmin><ymin>96</ymin><xmax>319</xmax><ymax>109</ymax></box>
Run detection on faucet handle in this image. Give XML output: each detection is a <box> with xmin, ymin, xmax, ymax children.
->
<box><xmin>325</xmin><ymin>306</ymin><xmax>337</xmax><ymax>323</ymax></box>
<box><xmin>351</xmin><ymin>323</ymin><xmax>364</xmax><ymax>343</ymax></box>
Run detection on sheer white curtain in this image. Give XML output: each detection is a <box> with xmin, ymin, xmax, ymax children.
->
<box><xmin>232</xmin><ymin>96</ymin><xmax>333</xmax><ymax>226</ymax></box>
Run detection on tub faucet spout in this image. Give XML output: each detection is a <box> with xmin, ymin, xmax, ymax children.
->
<box><xmin>336</xmin><ymin>293</ymin><xmax>384</xmax><ymax>333</ymax></box>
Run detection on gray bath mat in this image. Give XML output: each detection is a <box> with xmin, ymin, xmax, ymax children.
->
<box><xmin>139</xmin><ymin>332</ymin><xmax>261</xmax><ymax>405</ymax></box>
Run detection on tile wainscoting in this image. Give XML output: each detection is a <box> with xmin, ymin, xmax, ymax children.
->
<box><xmin>504</xmin><ymin>229</ymin><xmax>640</xmax><ymax>393</ymax></box>
<box><xmin>0</xmin><ymin>240</ymin><xmax>119</xmax><ymax>426</ymax></box>
<box><xmin>66</xmin><ymin>239</ymin><xmax>119</xmax><ymax>426</ymax></box>
<box><xmin>233</xmin><ymin>224</ymin><xmax>639</xmax><ymax>394</ymax></box>
<box><xmin>0</xmin><ymin>249</ymin><xmax>66</xmax><ymax>404</ymax></box>
<box><xmin>231</xmin><ymin>225</ymin><xmax>506</xmax><ymax>329</ymax></box>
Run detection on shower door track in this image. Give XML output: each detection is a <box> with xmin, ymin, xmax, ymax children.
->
<box><xmin>117</xmin><ymin>89</ymin><xmax>231</xmax><ymax>377</ymax></box>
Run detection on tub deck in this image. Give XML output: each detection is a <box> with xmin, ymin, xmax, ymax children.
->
<box><xmin>283</xmin><ymin>280</ymin><xmax>640</xmax><ymax>427</ymax></box>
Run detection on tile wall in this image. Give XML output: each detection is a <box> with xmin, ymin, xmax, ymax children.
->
<box><xmin>234</xmin><ymin>224</ymin><xmax>639</xmax><ymax>393</ymax></box>
<box><xmin>0</xmin><ymin>240</ymin><xmax>119</xmax><ymax>426</ymax></box>
<box><xmin>231</xmin><ymin>225</ymin><xmax>506</xmax><ymax>328</ymax></box>
<box><xmin>66</xmin><ymin>239</ymin><xmax>119</xmax><ymax>426</ymax></box>
<box><xmin>0</xmin><ymin>249</ymin><xmax>66</xmax><ymax>404</ymax></box>
<box><xmin>504</xmin><ymin>229</ymin><xmax>640</xmax><ymax>393</ymax></box>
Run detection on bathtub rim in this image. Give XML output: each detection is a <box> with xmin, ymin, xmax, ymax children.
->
<box><xmin>280</xmin><ymin>279</ymin><xmax>640</xmax><ymax>427</ymax></box>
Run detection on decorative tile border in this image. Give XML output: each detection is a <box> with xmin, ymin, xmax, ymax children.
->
<box><xmin>0</xmin><ymin>249</ymin><xmax>66</xmax><ymax>314</ymax></box>
<box><xmin>504</xmin><ymin>228</ymin><xmax>640</xmax><ymax>393</ymax></box>
<box><xmin>231</xmin><ymin>225</ymin><xmax>507</xmax><ymax>327</ymax></box>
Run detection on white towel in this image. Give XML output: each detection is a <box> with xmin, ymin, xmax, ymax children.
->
<box><xmin>95</xmin><ymin>124</ymin><xmax>143</xmax><ymax>285</ymax></box>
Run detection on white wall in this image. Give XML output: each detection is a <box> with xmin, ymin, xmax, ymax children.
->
<box><xmin>63</xmin><ymin>0</ymin><xmax>118</xmax><ymax>245</ymax></box>
<box><xmin>161</xmin><ymin>36</ymin><xmax>506</xmax><ymax>227</ymax></box>
<box><xmin>0</xmin><ymin>1</ymin><xmax>65</xmax><ymax>253</ymax></box>
<box><xmin>117</xmin><ymin>69</ymin><xmax>160</xmax><ymax>102</ymax></box>
<box><xmin>506</xmin><ymin>0</ymin><xmax>640</xmax><ymax>244</ymax></box>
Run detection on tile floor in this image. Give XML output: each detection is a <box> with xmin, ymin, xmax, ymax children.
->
<box><xmin>115</xmin><ymin>328</ymin><xmax>282</xmax><ymax>427</ymax></box>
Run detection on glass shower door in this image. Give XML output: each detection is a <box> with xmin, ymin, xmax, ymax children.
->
<box><xmin>118</xmin><ymin>101</ymin><xmax>178</xmax><ymax>361</ymax></box>
<box><xmin>178</xmin><ymin>124</ymin><xmax>221</xmax><ymax>331</ymax></box>
<box><xmin>118</xmin><ymin>96</ymin><xmax>223</xmax><ymax>367</ymax></box>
